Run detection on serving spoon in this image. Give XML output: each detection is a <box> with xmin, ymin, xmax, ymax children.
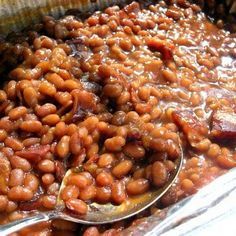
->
<box><xmin>0</xmin><ymin>148</ymin><xmax>183</xmax><ymax>236</ymax></box>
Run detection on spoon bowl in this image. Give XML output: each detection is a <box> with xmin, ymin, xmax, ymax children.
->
<box><xmin>0</xmin><ymin>147</ymin><xmax>183</xmax><ymax>235</ymax></box>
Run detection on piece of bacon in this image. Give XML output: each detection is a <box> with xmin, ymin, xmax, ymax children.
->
<box><xmin>15</xmin><ymin>145</ymin><xmax>50</xmax><ymax>162</ymax></box>
<box><xmin>211</xmin><ymin>110</ymin><xmax>236</xmax><ymax>141</ymax></box>
<box><xmin>71</xmin><ymin>89</ymin><xmax>97</xmax><ymax>122</ymax></box>
<box><xmin>55</xmin><ymin>161</ymin><xmax>66</xmax><ymax>182</ymax></box>
<box><xmin>19</xmin><ymin>198</ymin><xmax>42</xmax><ymax>211</ymax></box>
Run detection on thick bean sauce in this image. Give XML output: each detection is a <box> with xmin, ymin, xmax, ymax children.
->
<box><xmin>0</xmin><ymin>0</ymin><xmax>235</xmax><ymax>235</ymax></box>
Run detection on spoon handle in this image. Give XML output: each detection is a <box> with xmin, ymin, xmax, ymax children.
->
<box><xmin>0</xmin><ymin>211</ymin><xmax>57</xmax><ymax>236</ymax></box>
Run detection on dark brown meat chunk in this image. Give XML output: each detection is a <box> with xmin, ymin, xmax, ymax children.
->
<box><xmin>55</xmin><ymin>161</ymin><xmax>66</xmax><ymax>182</ymax></box>
<box><xmin>211</xmin><ymin>110</ymin><xmax>236</xmax><ymax>141</ymax></box>
<box><xmin>15</xmin><ymin>145</ymin><xmax>50</xmax><ymax>163</ymax></box>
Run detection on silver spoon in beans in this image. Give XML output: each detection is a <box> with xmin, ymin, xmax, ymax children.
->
<box><xmin>0</xmin><ymin>146</ymin><xmax>183</xmax><ymax>235</ymax></box>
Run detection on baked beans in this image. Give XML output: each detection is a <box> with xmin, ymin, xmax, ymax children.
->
<box><xmin>0</xmin><ymin>0</ymin><xmax>235</xmax><ymax>235</ymax></box>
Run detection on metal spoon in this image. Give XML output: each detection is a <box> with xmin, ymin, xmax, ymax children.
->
<box><xmin>0</xmin><ymin>148</ymin><xmax>183</xmax><ymax>236</ymax></box>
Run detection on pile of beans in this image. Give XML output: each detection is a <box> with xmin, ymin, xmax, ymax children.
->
<box><xmin>0</xmin><ymin>0</ymin><xmax>235</xmax><ymax>235</ymax></box>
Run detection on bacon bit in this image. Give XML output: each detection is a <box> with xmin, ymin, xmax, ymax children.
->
<box><xmin>71</xmin><ymin>149</ymin><xmax>86</xmax><ymax>168</ymax></box>
<box><xmin>55</xmin><ymin>161</ymin><xmax>66</xmax><ymax>182</ymax></box>
<box><xmin>19</xmin><ymin>198</ymin><xmax>42</xmax><ymax>211</ymax></box>
<box><xmin>71</xmin><ymin>89</ymin><xmax>97</xmax><ymax>122</ymax></box>
<box><xmin>15</xmin><ymin>145</ymin><xmax>50</xmax><ymax>162</ymax></box>
<box><xmin>211</xmin><ymin>110</ymin><xmax>236</xmax><ymax>141</ymax></box>
<box><xmin>172</xmin><ymin>110</ymin><xmax>208</xmax><ymax>147</ymax></box>
<box><xmin>146</xmin><ymin>37</ymin><xmax>175</xmax><ymax>60</ymax></box>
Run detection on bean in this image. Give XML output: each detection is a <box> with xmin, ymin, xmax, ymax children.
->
<box><xmin>119</xmin><ymin>38</ymin><xmax>132</xmax><ymax>51</ymax></box>
<box><xmin>38</xmin><ymin>159</ymin><xmax>55</xmax><ymax>173</ymax></box>
<box><xmin>20</xmin><ymin>120</ymin><xmax>42</xmax><ymax>133</ymax></box>
<box><xmin>103</xmin><ymin>84</ymin><xmax>123</xmax><ymax>98</ymax></box>
<box><xmin>61</xmin><ymin>185</ymin><xmax>80</xmax><ymax>201</ymax></box>
<box><xmin>79</xmin><ymin>172</ymin><xmax>94</xmax><ymax>186</ymax></box>
<box><xmin>9</xmin><ymin>155</ymin><xmax>31</xmax><ymax>171</ymax></box>
<box><xmin>95</xmin><ymin>187</ymin><xmax>111</xmax><ymax>203</ymax></box>
<box><xmin>0</xmin><ymin>90</ymin><xmax>7</xmax><ymax>102</ymax></box>
<box><xmin>217</xmin><ymin>155</ymin><xmax>236</xmax><ymax>169</ymax></box>
<box><xmin>133</xmin><ymin>168</ymin><xmax>145</xmax><ymax>179</ymax></box>
<box><xmin>162</xmin><ymin>69</ymin><xmax>177</xmax><ymax>83</ymax></box>
<box><xmin>0</xmin><ymin>195</ymin><xmax>8</xmax><ymax>212</ymax></box>
<box><xmin>112</xmin><ymin>160</ymin><xmax>133</xmax><ymax>178</ymax></box>
<box><xmin>207</xmin><ymin>144</ymin><xmax>221</xmax><ymax>158</ymax></box>
<box><xmin>23</xmin><ymin>87</ymin><xmax>38</xmax><ymax>108</ymax></box>
<box><xmin>151</xmin><ymin>161</ymin><xmax>168</xmax><ymax>187</ymax></box>
<box><xmin>42</xmin><ymin>114</ymin><xmax>60</xmax><ymax>125</ymax></box>
<box><xmin>8</xmin><ymin>186</ymin><xmax>34</xmax><ymax>201</ymax></box>
<box><xmin>104</xmin><ymin>136</ymin><xmax>126</xmax><ymax>152</ymax></box>
<box><xmin>41</xmin><ymin>127</ymin><xmax>55</xmax><ymax>145</ymax></box>
<box><xmin>47</xmin><ymin>183</ymin><xmax>60</xmax><ymax>195</ymax></box>
<box><xmin>9</xmin><ymin>169</ymin><xmax>24</xmax><ymax>187</ymax></box>
<box><xmin>55</xmin><ymin>92</ymin><xmax>72</xmax><ymax>105</ymax></box>
<box><xmin>39</xmin><ymin>81</ymin><xmax>57</xmax><ymax>96</ymax></box>
<box><xmin>87</xmin><ymin>143</ymin><xmax>99</xmax><ymax>159</ymax></box>
<box><xmin>46</xmin><ymin>73</ymin><xmax>65</xmax><ymax>90</ymax></box>
<box><xmin>96</xmin><ymin>172</ymin><xmax>114</xmax><ymax>187</ymax></box>
<box><xmin>111</xmin><ymin>181</ymin><xmax>126</xmax><ymax>204</ymax></box>
<box><xmin>23</xmin><ymin>173</ymin><xmax>39</xmax><ymax>192</ymax></box>
<box><xmin>83</xmin><ymin>227</ymin><xmax>100</xmax><ymax>236</ymax></box>
<box><xmin>42</xmin><ymin>195</ymin><xmax>57</xmax><ymax>209</ymax></box>
<box><xmin>70</xmin><ymin>133</ymin><xmax>81</xmax><ymax>155</ymax></box>
<box><xmin>0</xmin><ymin>118</ymin><xmax>13</xmax><ymax>132</ymax></box>
<box><xmin>64</xmin><ymin>80</ymin><xmax>81</xmax><ymax>91</ymax></box>
<box><xmin>138</xmin><ymin>87</ymin><xmax>150</xmax><ymax>101</ymax></box>
<box><xmin>123</xmin><ymin>143</ymin><xmax>145</xmax><ymax>160</ymax></box>
<box><xmin>67</xmin><ymin>174</ymin><xmax>91</xmax><ymax>189</ymax></box>
<box><xmin>67</xmin><ymin>124</ymin><xmax>78</xmax><ymax>136</ymax></box>
<box><xmin>5</xmin><ymin>201</ymin><xmax>18</xmax><ymax>213</ymax></box>
<box><xmin>79</xmin><ymin>185</ymin><xmax>96</xmax><ymax>201</ymax></box>
<box><xmin>22</xmin><ymin>137</ymin><xmax>40</xmax><ymax>147</ymax></box>
<box><xmin>126</xmin><ymin>178</ymin><xmax>150</xmax><ymax>195</ymax></box>
<box><xmin>98</xmin><ymin>153</ymin><xmax>115</xmax><ymax>168</ymax></box>
<box><xmin>5</xmin><ymin>137</ymin><xmax>23</xmax><ymax>151</ymax></box>
<box><xmin>0</xmin><ymin>129</ymin><xmax>7</xmax><ymax>142</ymax></box>
<box><xmin>66</xmin><ymin>199</ymin><xmax>88</xmax><ymax>215</ymax></box>
<box><xmin>8</xmin><ymin>106</ymin><xmax>27</xmax><ymax>120</ymax></box>
<box><xmin>5</xmin><ymin>80</ymin><xmax>16</xmax><ymax>99</ymax></box>
<box><xmin>42</xmin><ymin>174</ymin><xmax>55</xmax><ymax>185</ymax></box>
<box><xmin>181</xmin><ymin>179</ymin><xmax>194</xmax><ymax>192</ymax></box>
<box><xmin>55</xmin><ymin>122</ymin><xmax>67</xmax><ymax>138</ymax></box>
<box><xmin>56</xmin><ymin>135</ymin><xmax>70</xmax><ymax>158</ymax></box>
<box><xmin>8</xmin><ymin>211</ymin><xmax>25</xmax><ymax>222</ymax></box>
<box><xmin>35</xmin><ymin>103</ymin><xmax>57</xmax><ymax>117</ymax></box>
